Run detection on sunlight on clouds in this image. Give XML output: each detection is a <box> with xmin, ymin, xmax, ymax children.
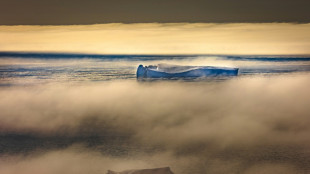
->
<box><xmin>0</xmin><ymin>23</ymin><xmax>310</xmax><ymax>55</ymax></box>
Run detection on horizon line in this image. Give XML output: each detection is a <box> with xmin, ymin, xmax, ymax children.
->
<box><xmin>1</xmin><ymin>51</ymin><xmax>310</xmax><ymax>58</ymax></box>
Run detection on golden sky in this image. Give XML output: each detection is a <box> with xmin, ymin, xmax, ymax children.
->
<box><xmin>1</xmin><ymin>23</ymin><xmax>310</xmax><ymax>55</ymax></box>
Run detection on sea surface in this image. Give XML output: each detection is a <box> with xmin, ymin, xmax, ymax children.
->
<box><xmin>1</xmin><ymin>52</ymin><xmax>310</xmax><ymax>86</ymax></box>
<box><xmin>0</xmin><ymin>52</ymin><xmax>310</xmax><ymax>174</ymax></box>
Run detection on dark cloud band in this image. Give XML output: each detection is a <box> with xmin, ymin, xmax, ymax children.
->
<box><xmin>0</xmin><ymin>0</ymin><xmax>310</xmax><ymax>25</ymax></box>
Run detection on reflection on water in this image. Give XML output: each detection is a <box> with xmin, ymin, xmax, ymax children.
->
<box><xmin>0</xmin><ymin>54</ymin><xmax>310</xmax><ymax>174</ymax></box>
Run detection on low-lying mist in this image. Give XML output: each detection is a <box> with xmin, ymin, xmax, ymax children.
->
<box><xmin>0</xmin><ymin>74</ymin><xmax>310</xmax><ymax>174</ymax></box>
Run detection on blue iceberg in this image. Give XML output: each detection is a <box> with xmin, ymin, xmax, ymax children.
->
<box><xmin>137</xmin><ymin>64</ymin><xmax>238</xmax><ymax>79</ymax></box>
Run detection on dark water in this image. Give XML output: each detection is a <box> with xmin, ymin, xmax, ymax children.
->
<box><xmin>0</xmin><ymin>53</ymin><xmax>310</xmax><ymax>174</ymax></box>
<box><xmin>1</xmin><ymin>52</ymin><xmax>310</xmax><ymax>86</ymax></box>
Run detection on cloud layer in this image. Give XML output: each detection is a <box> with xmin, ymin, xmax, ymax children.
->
<box><xmin>1</xmin><ymin>0</ymin><xmax>310</xmax><ymax>24</ymax></box>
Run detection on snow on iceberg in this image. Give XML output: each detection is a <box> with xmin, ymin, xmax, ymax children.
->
<box><xmin>137</xmin><ymin>64</ymin><xmax>239</xmax><ymax>79</ymax></box>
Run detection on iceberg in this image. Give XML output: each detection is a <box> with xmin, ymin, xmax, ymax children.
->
<box><xmin>137</xmin><ymin>64</ymin><xmax>239</xmax><ymax>79</ymax></box>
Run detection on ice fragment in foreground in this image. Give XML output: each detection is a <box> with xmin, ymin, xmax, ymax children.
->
<box><xmin>107</xmin><ymin>167</ymin><xmax>174</xmax><ymax>174</ymax></box>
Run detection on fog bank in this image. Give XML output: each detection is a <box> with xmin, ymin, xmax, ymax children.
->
<box><xmin>0</xmin><ymin>74</ymin><xmax>310</xmax><ymax>174</ymax></box>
